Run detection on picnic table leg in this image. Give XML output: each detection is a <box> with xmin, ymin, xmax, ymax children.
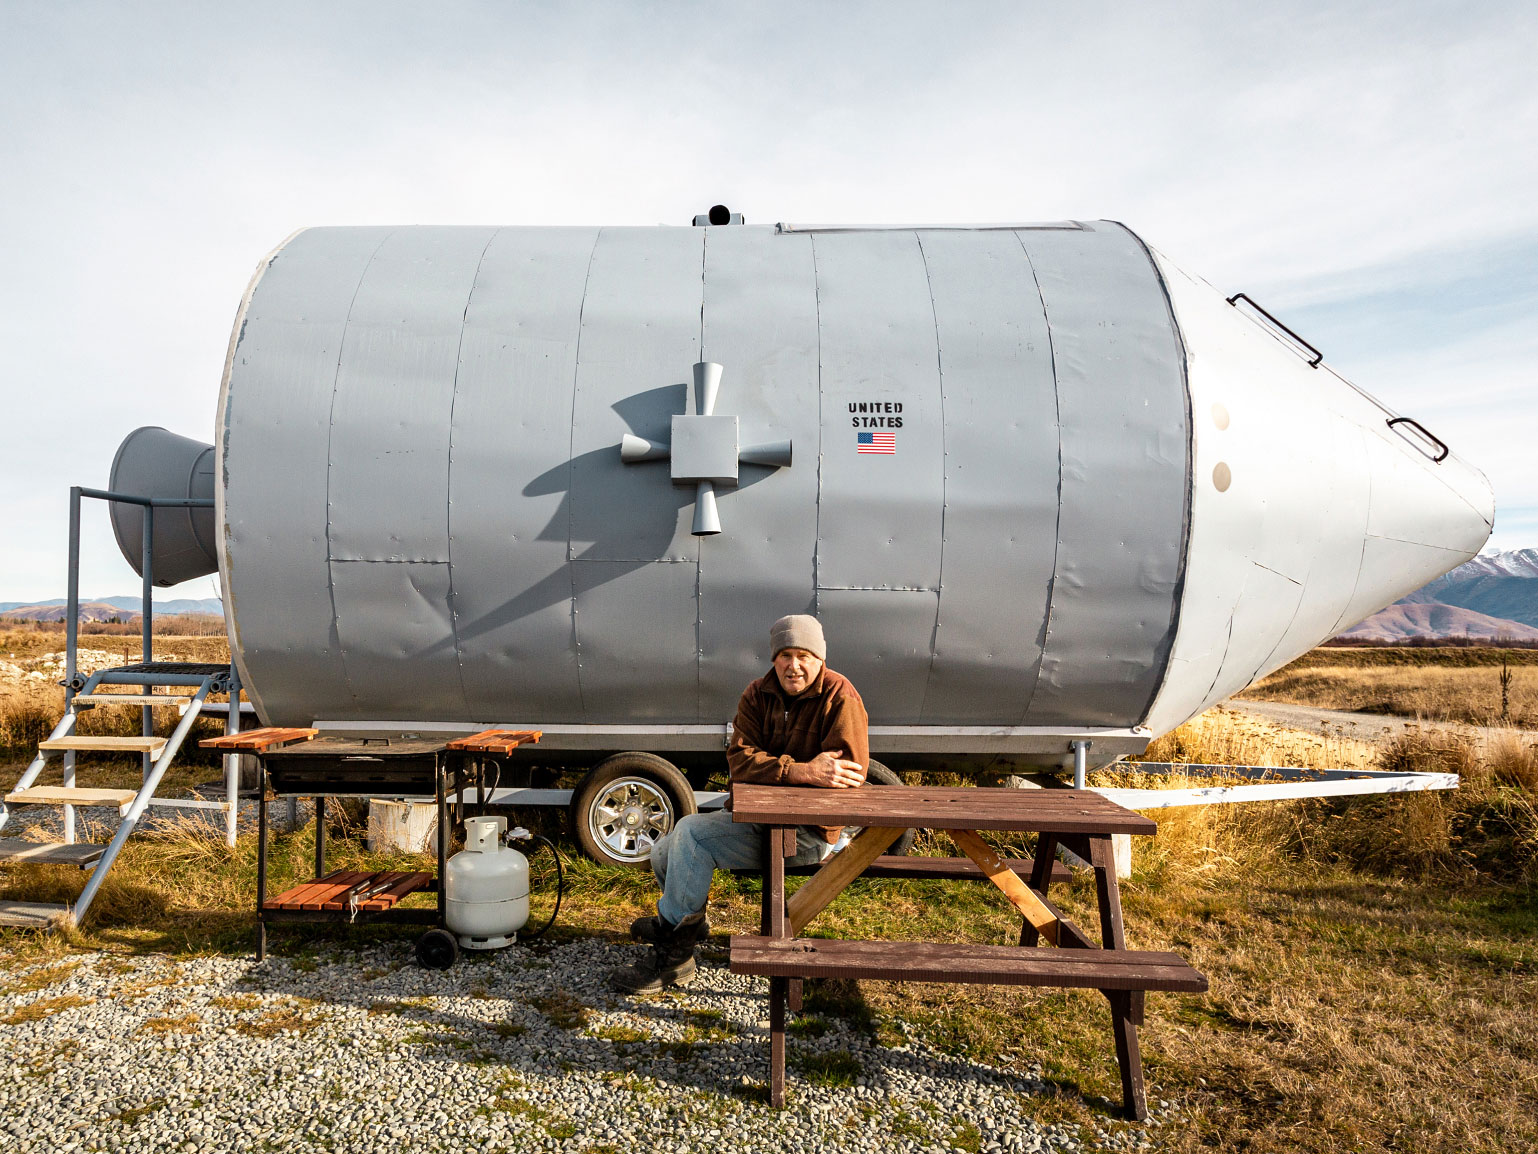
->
<box><xmin>1022</xmin><ymin>832</ymin><xmax>1058</xmax><ymax>946</ymax></box>
<box><xmin>314</xmin><ymin>795</ymin><xmax>327</xmax><ymax>876</ymax></box>
<box><xmin>256</xmin><ymin>769</ymin><xmax>269</xmax><ymax>962</ymax></box>
<box><xmin>763</xmin><ymin>827</ymin><xmax>795</xmax><ymax>1106</ymax></box>
<box><xmin>770</xmin><ymin>975</ymin><xmax>788</xmax><ymax>1107</ymax></box>
<box><xmin>1090</xmin><ymin>834</ymin><xmax>1147</xmax><ymax>1121</ymax></box>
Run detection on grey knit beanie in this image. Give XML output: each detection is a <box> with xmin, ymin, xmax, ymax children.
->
<box><xmin>770</xmin><ymin>614</ymin><xmax>826</xmax><ymax>661</ymax></box>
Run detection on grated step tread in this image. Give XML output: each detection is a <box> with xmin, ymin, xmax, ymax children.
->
<box><xmin>38</xmin><ymin>736</ymin><xmax>168</xmax><ymax>754</ymax></box>
<box><xmin>0</xmin><ymin>838</ymin><xmax>106</xmax><ymax>866</ymax></box>
<box><xmin>0</xmin><ymin>901</ymin><xmax>71</xmax><ymax>929</ymax></box>
<box><xmin>5</xmin><ymin>786</ymin><xmax>138</xmax><ymax>811</ymax></box>
<box><xmin>109</xmin><ymin>662</ymin><xmax>227</xmax><ymax>676</ymax></box>
<box><xmin>73</xmin><ymin>693</ymin><xmax>193</xmax><ymax>706</ymax></box>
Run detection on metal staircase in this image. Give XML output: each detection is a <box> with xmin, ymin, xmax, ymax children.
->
<box><xmin>0</xmin><ymin>662</ymin><xmax>237</xmax><ymax>929</ymax></box>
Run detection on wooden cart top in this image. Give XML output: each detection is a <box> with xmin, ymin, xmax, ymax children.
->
<box><xmin>730</xmin><ymin>783</ymin><xmax>1157</xmax><ymax>835</ymax></box>
<box><xmin>259</xmin><ymin>735</ymin><xmax>448</xmax><ymax>759</ymax></box>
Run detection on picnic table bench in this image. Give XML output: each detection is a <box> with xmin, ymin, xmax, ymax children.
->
<box><xmin>727</xmin><ymin>783</ymin><xmax>1207</xmax><ymax>1120</ymax></box>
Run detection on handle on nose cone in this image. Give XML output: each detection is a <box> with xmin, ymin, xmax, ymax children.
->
<box><xmin>1386</xmin><ymin>417</ymin><xmax>1450</xmax><ymax>463</ymax></box>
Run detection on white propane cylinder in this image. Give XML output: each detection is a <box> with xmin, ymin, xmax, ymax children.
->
<box><xmin>444</xmin><ymin>816</ymin><xmax>530</xmax><ymax>949</ymax></box>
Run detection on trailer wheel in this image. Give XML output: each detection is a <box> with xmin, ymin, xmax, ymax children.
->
<box><xmin>862</xmin><ymin>760</ymin><xmax>915</xmax><ymax>856</ymax></box>
<box><xmin>571</xmin><ymin>752</ymin><xmax>697</xmax><ymax>869</ymax></box>
<box><xmin>415</xmin><ymin>928</ymin><xmax>459</xmax><ymax>970</ymax></box>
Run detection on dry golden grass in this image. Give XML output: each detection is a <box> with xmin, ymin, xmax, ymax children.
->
<box><xmin>1137</xmin><ymin>704</ymin><xmax>1382</xmax><ymax>769</ymax></box>
<box><xmin>234</xmin><ymin>1003</ymin><xmax>327</xmax><ymax>1038</ymax></box>
<box><xmin>1484</xmin><ymin>731</ymin><xmax>1538</xmax><ymax>790</ymax></box>
<box><xmin>141</xmin><ymin>1012</ymin><xmax>201</xmax><ymax>1034</ymax></box>
<box><xmin>1242</xmin><ymin>657</ymin><xmax>1538</xmax><ymax>728</ymax></box>
<box><xmin>0</xmin><ymin>624</ymin><xmax>238</xmax><ymax>787</ymax></box>
<box><xmin>0</xmin><ymin>959</ymin><xmax>78</xmax><ymax>995</ymax></box>
<box><xmin>0</xmin><ymin>994</ymin><xmax>96</xmax><ymax>1024</ymax></box>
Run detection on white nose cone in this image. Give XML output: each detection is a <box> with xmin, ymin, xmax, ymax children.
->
<box><xmin>1142</xmin><ymin>248</ymin><xmax>1494</xmax><ymax>734</ymax></box>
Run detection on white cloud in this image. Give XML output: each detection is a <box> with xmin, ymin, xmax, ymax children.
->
<box><xmin>1</xmin><ymin>0</ymin><xmax>1535</xmax><ymax>599</ymax></box>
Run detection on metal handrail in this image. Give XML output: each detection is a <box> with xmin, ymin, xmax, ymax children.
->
<box><xmin>1386</xmin><ymin>416</ymin><xmax>1451</xmax><ymax>463</ymax></box>
<box><xmin>1226</xmin><ymin>292</ymin><xmax>1324</xmax><ymax>367</ymax></box>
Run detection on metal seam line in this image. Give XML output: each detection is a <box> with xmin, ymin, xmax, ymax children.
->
<box><xmin>913</xmin><ymin>232</ymin><xmax>948</xmax><ymax>723</ymax></box>
<box><xmin>1330</xmin><ymin>424</ymin><xmax>1376</xmax><ymax>637</ymax></box>
<box><xmin>1012</xmin><ymin>228</ymin><xmax>1064</xmax><ymax>724</ymax></box>
<box><xmin>1122</xmin><ymin>222</ymin><xmax>1195</xmax><ymax>727</ymax></box>
<box><xmin>565</xmin><ymin>229</ymin><xmax>604</xmax><ymax>719</ymax></box>
<box><xmin>443</xmin><ymin>227</ymin><xmax>501</xmax><ymax>718</ymax></box>
<box><xmin>696</xmin><ymin>226</ymin><xmax>708</xmax><ymax>722</ymax></box>
<box><xmin>809</xmin><ymin>232</ymin><xmax>825</xmax><ymax>606</ymax></box>
<box><xmin>324</xmin><ymin>229</ymin><xmax>395</xmax><ymax>707</ymax></box>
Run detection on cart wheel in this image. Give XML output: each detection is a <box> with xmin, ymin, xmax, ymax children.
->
<box><xmin>571</xmin><ymin>752</ymin><xmax>696</xmax><ymax>869</ymax></box>
<box><xmin>862</xmin><ymin>760</ymin><xmax>916</xmax><ymax>856</ymax></box>
<box><xmin>415</xmin><ymin>928</ymin><xmax>459</xmax><ymax>970</ymax></box>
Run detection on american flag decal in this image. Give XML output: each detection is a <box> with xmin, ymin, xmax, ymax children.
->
<box><xmin>856</xmin><ymin>431</ymin><xmax>896</xmax><ymax>454</ymax></box>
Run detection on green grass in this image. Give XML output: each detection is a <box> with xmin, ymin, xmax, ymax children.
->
<box><xmin>791</xmin><ymin>1048</ymin><xmax>863</xmax><ymax>1087</ymax></box>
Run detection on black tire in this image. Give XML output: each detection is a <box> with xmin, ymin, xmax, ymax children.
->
<box><xmin>570</xmin><ymin>752</ymin><xmax>697</xmax><ymax>869</ymax></box>
<box><xmin>415</xmin><ymin>928</ymin><xmax>459</xmax><ymax>970</ymax></box>
<box><xmin>863</xmin><ymin>760</ymin><xmax>916</xmax><ymax>857</ymax></box>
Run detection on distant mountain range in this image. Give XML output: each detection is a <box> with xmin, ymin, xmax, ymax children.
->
<box><xmin>0</xmin><ymin>596</ymin><xmax>223</xmax><ymax>621</ymax></box>
<box><xmin>3</xmin><ymin>553</ymin><xmax>1534</xmax><ymax>644</ymax></box>
<box><xmin>1340</xmin><ymin>548</ymin><xmax>1538</xmax><ymax>642</ymax></box>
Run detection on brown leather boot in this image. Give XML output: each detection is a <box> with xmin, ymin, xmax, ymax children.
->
<box><xmin>610</xmin><ymin>911</ymin><xmax>707</xmax><ymax>994</ymax></box>
<box><xmin>630</xmin><ymin>911</ymin><xmax>711</xmax><ymax>945</ymax></box>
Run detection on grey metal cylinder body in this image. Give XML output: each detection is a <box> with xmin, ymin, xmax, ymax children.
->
<box><xmin>219</xmin><ymin>222</ymin><xmax>1189</xmax><ymax>732</ymax></box>
<box><xmin>109</xmin><ymin>425</ymin><xmax>219</xmax><ymax>587</ymax></box>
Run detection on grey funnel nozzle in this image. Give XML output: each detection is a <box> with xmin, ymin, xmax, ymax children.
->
<box><xmin>108</xmin><ymin>426</ymin><xmax>219</xmax><ymax>586</ymax></box>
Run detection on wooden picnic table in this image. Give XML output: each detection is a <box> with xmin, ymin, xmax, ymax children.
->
<box><xmin>728</xmin><ymin>783</ymin><xmax>1207</xmax><ymax>1120</ymax></box>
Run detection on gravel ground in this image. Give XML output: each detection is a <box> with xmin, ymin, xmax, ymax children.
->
<box><xmin>1</xmin><ymin>938</ymin><xmax>1178</xmax><ymax>1154</ymax></box>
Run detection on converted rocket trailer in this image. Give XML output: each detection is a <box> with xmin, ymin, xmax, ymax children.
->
<box><xmin>4</xmin><ymin>214</ymin><xmax>1493</xmax><ymax>895</ymax></box>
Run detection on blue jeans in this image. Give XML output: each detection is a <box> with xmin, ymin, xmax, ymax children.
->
<box><xmin>650</xmin><ymin>810</ymin><xmax>833</xmax><ymax>926</ymax></box>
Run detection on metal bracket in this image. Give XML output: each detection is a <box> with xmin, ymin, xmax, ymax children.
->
<box><xmin>619</xmin><ymin>362</ymin><xmax>792</xmax><ymax>535</ymax></box>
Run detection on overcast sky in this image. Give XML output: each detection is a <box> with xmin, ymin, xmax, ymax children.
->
<box><xmin>1</xmin><ymin>0</ymin><xmax>1534</xmax><ymax>603</ymax></box>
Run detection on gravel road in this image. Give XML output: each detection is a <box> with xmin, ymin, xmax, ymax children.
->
<box><xmin>1226</xmin><ymin>699</ymin><xmax>1529</xmax><ymax>746</ymax></box>
<box><xmin>1</xmin><ymin>938</ymin><xmax>1175</xmax><ymax>1154</ymax></box>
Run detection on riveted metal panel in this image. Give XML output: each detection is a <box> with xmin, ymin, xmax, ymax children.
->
<box><xmin>330</xmin><ymin>560</ymin><xmax>463</xmax><ymax>718</ymax></box>
<box><xmin>327</xmin><ymin>227</ymin><xmax>495</xmax><ymax>563</ymax></box>
<box><xmin>1021</xmin><ymin>223</ymin><xmax>1188</xmax><ymax>726</ymax></box>
<box><xmin>815</xmin><ymin>589</ymin><xmax>939</xmax><ymax>722</ymax></box>
<box><xmin>568</xmin><ymin>228</ymin><xmax>704</xmax><ymax>562</ymax></box>
<box><xmin>813</xmin><ymin>230</ymin><xmax>944</xmax><ymax>591</ymax></box>
<box><xmin>219</xmin><ymin>226</ymin><xmax>394</xmax><ymax>725</ymax></box>
<box><xmin>573</xmin><ymin>560</ymin><xmax>700</xmax><ymax>720</ymax></box>
<box><xmin>915</xmin><ymin>229</ymin><xmax>1059</xmax><ymax>723</ymax></box>
<box><xmin>447</xmin><ymin>227</ymin><xmax>600</xmax><ymax>721</ymax></box>
<box><xmin>696</xmin><ymin>226</ymin><xmax>822</xmax><ymax>721</ymax></box>
<box><xmin>321</xmin><ymin>227</ymin><xmax>493</xmax><ymax>718</ymax></box>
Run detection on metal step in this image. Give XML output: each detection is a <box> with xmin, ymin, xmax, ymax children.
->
<box><xmin>4</xmin><ymin>786</ymin><xmax>137</xmax><ymax>812</ymax></box>
<box><xmin>0</xmin><ymin>838</ymin><xmax>106</xmax><ymax>866</ymax></box>
<box><xmin>38</xmin><ymin>735</ymin><xmax>168</xmax><ymax>755</ymax></box>
<box><xmin>108</xmin><ymin>662</ymin><xmax>228</xmax><ymax>676</ymax></box>
<box><xmin>73</xmin><ymin>693</ymin><xmax>193</xmax><ymax>706</ymax></box>
<box><xmin>0</xmin><ymin>901</ymin><xmax>71</xmax><ymax>929</ymax></box>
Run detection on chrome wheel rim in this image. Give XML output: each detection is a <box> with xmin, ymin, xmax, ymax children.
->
<box><xmin>587</xmin><ymin>776</ymin><xmax>674</xmax><ymax>863</ymax></box>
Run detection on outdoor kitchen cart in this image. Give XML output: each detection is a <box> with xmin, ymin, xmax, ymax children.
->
<box><xmin>201</xmin><ymin>727</ymin><xmax>540</xmax><ymax>963</ymax></box>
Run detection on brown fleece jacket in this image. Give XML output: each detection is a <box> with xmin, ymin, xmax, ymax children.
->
<box><xmin>726</xmin><ymin>667</ymin><xmax>869</xmax><ymax>836</ymax></box>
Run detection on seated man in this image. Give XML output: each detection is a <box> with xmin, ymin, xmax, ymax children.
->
<box><xmin>611</xmin><ymin>613</ymin><xmax>868</xmax><ymax>994</ymax></box>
